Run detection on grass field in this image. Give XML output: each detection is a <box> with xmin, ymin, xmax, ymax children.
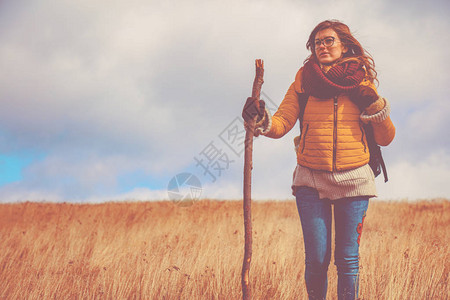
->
<box><xmin>0</xmin><ymin>199</ymin><xmax>448</xmax><ymax>299</ymax></box>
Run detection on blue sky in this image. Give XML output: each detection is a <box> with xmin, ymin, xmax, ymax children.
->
<box><xmin>0</xmin><ymin>154</ymin><xmax>29</xmax><ymax>185</ymax></box>
<box><xmin>0</xmin><ymin>0</ymin><xmax>449</xmax><ymax>202</ymax></box>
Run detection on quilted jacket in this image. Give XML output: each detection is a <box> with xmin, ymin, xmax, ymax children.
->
<box><xmin>265</xmin><ymin>67</ymin><xmax>395</xmax><ymax>172</ymax></box>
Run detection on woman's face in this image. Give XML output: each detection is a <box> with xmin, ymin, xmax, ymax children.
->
<box><xmin>314</xmin><ymin>28</ymin><xmax>347</xmax><ymax>65</ymax></box>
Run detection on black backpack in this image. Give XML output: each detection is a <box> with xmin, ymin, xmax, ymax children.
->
<box><xmin>297</xmin><ymin>93</ymin><xmax>388</xmax><ymax>182</ymax></box>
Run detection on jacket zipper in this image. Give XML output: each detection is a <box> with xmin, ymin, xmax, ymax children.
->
<box><xmin>359</xmin><ymin>123</ymin><xmax>367</xmax><ymax>153</ymax></box>
<box><xmin>301</xmin><ymin>124</ymin><xmax>309</xmax><ymax>153</ymax></box>
<box><xmin>333</xmin><ymin>96</ymin><xmax>338</xmax><ymax>172</ymax></box>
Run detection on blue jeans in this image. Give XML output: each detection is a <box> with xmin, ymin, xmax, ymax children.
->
<box><xmin>295</xmin><ymin>186</ymin><xmax>369</xmax><ymax>300</ymax></box>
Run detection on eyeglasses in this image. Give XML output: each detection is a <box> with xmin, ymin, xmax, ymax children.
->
<box><xmin>314</xmin><ymin>36</ymin><xmax>338</xmax><ymax>48</ymax></box>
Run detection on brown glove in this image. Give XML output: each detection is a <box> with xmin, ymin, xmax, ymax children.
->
<box><xmin>349</xmin><ymin>86</ymin><xmax>379</xmax><ymax>111</ymax></box>
<box><xmin>242</xmin><ymin>97</ymin><xmax>265</xmax><ymax>122</ymax></box>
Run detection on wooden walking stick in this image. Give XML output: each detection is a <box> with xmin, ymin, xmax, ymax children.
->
<box><xmin>242</xmin><ymin>59</ymin><xmax>264</xmax><ymax>300</ymax></box>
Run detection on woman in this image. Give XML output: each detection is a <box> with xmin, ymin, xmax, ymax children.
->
<box><xmin>242</xmin><ymin>20</ymin><xmax>395</xmax><ymax>300</ymax></box>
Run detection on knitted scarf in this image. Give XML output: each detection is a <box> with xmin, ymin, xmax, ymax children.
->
<box><xmin>302</xmin><ymin>59</ymin><xmax>365</xmax><ymax>99</ymax></box>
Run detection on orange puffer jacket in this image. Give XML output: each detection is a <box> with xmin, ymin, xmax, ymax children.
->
<box><xmin>265</xmin><ymin>67</ymin><xmax>395</xmax><ymax>172</ymax></box>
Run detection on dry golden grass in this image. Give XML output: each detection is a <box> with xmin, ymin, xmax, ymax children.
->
<box><xmin>0</xmin><ymin>199</ymin><xmax>448</xmax><ymax>299</ymax></box>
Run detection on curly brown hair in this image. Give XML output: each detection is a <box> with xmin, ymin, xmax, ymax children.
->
<box><xmin>305</xmin><ymin>20</ymin><xmax>378</xmax><ymax>84</ymax></box>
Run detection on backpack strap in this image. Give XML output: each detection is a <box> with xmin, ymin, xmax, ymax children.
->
<box><xmin>363</xmin><ymin>123</ymin><xmax>389</xmax><ymax>182</ymax></box>
<box><xmin>380</xmin><ymin>152</ymin><xmax>388</xmax><ymax>182</ymax></box>
<box><xmin>297</xmin><ymin>93</ymin><xmax>309</xmax><ymax>133</ymax></box>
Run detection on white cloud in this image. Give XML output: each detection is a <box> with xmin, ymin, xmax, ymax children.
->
<box><xmin>406</xmin><ymin>101</ymin><xmax>450</xmax><ymax>139</ymax></box>
<box><xmin>85</xmin><ymin>187</ymin><xmax>169</xmax><ymax>203</ymax></box>
<box><xmin>0</xmin><ymin>0</ymin><xmax>449</xmax><ymax>202</ymax></box>
<box><xmin>377</xmin><ymin>150</ymin><xmax>450</xmax><ymax>200</ymax></box>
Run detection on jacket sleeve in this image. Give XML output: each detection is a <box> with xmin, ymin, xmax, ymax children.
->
<box><xmin>373</xmin><ymin>116</ymin><xmax>395</xmax><ymax>146</ymax></box>
<box><xmin>360</xmin><ymin>98</ymin><xmax>395</xmax><ymax>146</ymax></box>
<box><xmin>264</xmin><ymin>82</ymin><xmax>300</xmax><ymax>139</ymax></box>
